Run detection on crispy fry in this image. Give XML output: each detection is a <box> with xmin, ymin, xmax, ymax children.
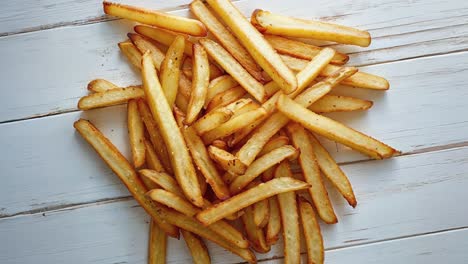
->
<box><xmin>310</xmin><ymin>95</ymin><xmax>373</xmax><ymax>113</ymax></box>
<box><xmin>222</xmin><ymin>171</ymin><xmax>237</xmax><ymax>185</ymax></box>
<box><xmin>187</xmin><ymin>44</ymin><xmax>210</xmax><ymax>124</ymax></box>
<box><xmin>160</xmin><ymin>35</ymin><xmax>185</xmax><ymax>107</ymax></box>
<box><xmin>77</xmin><ymin>86</ymin><xmax>144</xmax><ymax>110</ymax></box>
<box><xmin>242</xmin><ymin>206</ymin><xmax>270</xmax><ymax>253</ymax></box>
<box><xmin>118</xmin><ymin>41</ymin><xmax>142</xmax><ymax>69</ymax></box>
<box><xmin>258</xmin><ymin>136</ymin><xmax>290</xmax><ymax>157</ymax></box>
<box><xmin>253</xmin><ymin>195</ymin><xmax>269</xmax><ymax>228</ymax></box>
<box><xmin>148</xmin><ymin>220</ymin><xmax>167</xmax><ymax>264</ymax></box>
<box><xmin>87</xmin><ymin>79</ymin><xmax>118</xmax><ymax>92</ymax></box>
<box><xmin>103</xmin><ymin>1</ymin><xmax>207</xmax><ymax>36</ymax></box>
<box><xmin>178</xmin><ymin>73</ymin><xmax>193</xmax><ymax>99</ymax></box>
<box><xmin>252</xmin><ymin>9</ymin><xmax>371</xmax><ymax>47</ymax></box>
<box><xmin>277</xmin><ymin>94</ymin><xmax>396</xmax><ymax>159</ymax></box>
<box><xmin>286</xmin><ymin>123</ymin><xmax>337</xmax><ymax>223</ymax></box>
<box><xmin>74</xmin><ymin>119</ymin><xmax>179</xmax><ymax>238</ymax></box>
<box><xmin>173</xmin><ymin>106</ymin><xmax>186</xmax><ymax>127</ymax></box>
<box><xmin>266</xmin><ymin>196</ymin><xmax>281</xmax><ymax>245</ymax></box>
<box><xmin>206</xmin><ymin>0</ymin><xmax>297</xmax><ymax>94</ymax></box>
<box><xmin>148</xmin><ymin>189</ymin><xmax>200</xmax><ymax>217</ymax></box>
<box><xmin>193</xmin><ymin>109</ymin><xmax>232</xmax><ymax>135</ymax></box>
<box><xmin>135</xmin><ymin>25</ymin><xmax>193</xmax><ymax>55</ymax></box>
<box><xmin>175</xmin><ymin>92</ymin><xmax>189</xmax><ymax>113</ymax></box>
<box><xmin>128</xmin><ymin>33</ymin><xmax>165</xmax><ymax>71</ymax></box>
<box><xmin>208</xmin><ymin>145</ymin><xmax>247</xmax><ymax>175</ymax></box>
<box><xmin>181</xmin><ymin>230</ymin><xmax>211</xmax><ymax>264</ymax></box>
<box><xmin>298</xmin><ymin>197</ymin><xmax>324</xmax><ymax>264</ymax></box>
<box><xmin>190</xmin><ymin>0</ymin><xmax>264</xmax><ymax>82</ymax></box>
<box><xmin>127</xmin><ymin>99</ymin><xmax>146</xmax><ymax>168</ymax></box>
<box><xmin>144</xmin><ymin>139</ymin><xmax>165</xmax><ymax>172</ymax></box>
<box><xmin>206</xmin><ymin>75</ymin><xmax>238</xmax><ymax>108</ymax></box>
<box><xmin>199</xmin><ymin>39</ymin><xmax>265</xmax><ymax>102</ymax></box>
<box><xmin>206</xmin><ymin>86</ymin><xmax>246</xmax><ymax>112</ymax></box>
<box><xmin>181</xmin><ymin>56</ymin><xmax>224</xmax><ymax>81</ymax></box>
<box><xmin>274</xmin><ymin>161</ymin><xmax>301</xmax><ymax>264</ymax></box>
<box><xmin>309</xmin><ymin>134</ymin><xmax>357</xmax><ymax>207</ymax></box>
<box><xmin>197</xmin><ymin>170</ymin><xmax>208</xmax><ymax>197</ymax></box>
<box><xmin>140</xmin><ymin>169</ymin><xmax>185</xmax><ymax>197</ymax></box>
<box><xmin>212</xmin><ymin>140</ymin><xmax>227</xmax><ymax>150</ymax></box>
<box><xmin>264</xmin><ymin>34</ymin><xmax>349</xmax><ymax>65</ymax></box>
<box><xmin>142</xmin><ymin>52</ymin><xmax>203</xmax><ymax>207</ymax></box>
<box><xmin>183</xmin><ymin>126</ymin><xmax>231</xmax><ymax>200</ymax></box>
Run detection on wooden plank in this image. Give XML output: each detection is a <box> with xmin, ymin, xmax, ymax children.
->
<box><xmin>1</xmin><ymin>146</ymin><xmax>467</xmax><ymax>263</ymax></box>
<box><xmin>0</xmin><ymin>0</ymin><xmax>467</xmax><ymax>123</ymax></box>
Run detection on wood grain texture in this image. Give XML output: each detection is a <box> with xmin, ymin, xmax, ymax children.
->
<box><xmin>1</xmin><ymin>146</ymin><xmax>467</xmax><ymax>263</ymax></box>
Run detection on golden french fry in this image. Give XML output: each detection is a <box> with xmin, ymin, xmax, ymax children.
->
<box><xmin>298</xmin><ymin>197</ymin><xmax>324</xmax><ymax>264</ymax></box>
<box><xmin>206</xmin><ymin>86</ymin><xmax>246</xmax><ymax>112</ymax></box>
<box><xmin>144</xmin><ymin>139</ymin><xmax>165</xmax><ymax>172</ymax></box>
<box><xmin>160</xmin><ymin>35</ymin><xmax>185</xmax><ymax>107</ymax></box>
<box><xmin>193</xmin><ymin>109</ymin><xmax>233</xmax><ymax>135</ymax></box>
<box><xmin>135</xmin><ymin>25</ymin><xmax>193</xmax><ymax>55</ymax></box>
<box><xmin>173</xmin><ymin>106</ymin><xmax>186</xmax><ymax>127</ymax></box>
<box><xmin>181</xmin><ymin>230</ymin><xmax>211</xmax><ymax>264</ymax></box>
<box><xmin>187</xmin><ymin>44</ymin><xmax>210</xmax><ymax>124</ymax></box>
<box><xmin>222</xmin><ymin>171</ymin><xmax>237</xmax><ymax>185</ymax></box>
<box><xmin>178</xmin><ymin>73</ymin><xmax>193</xmax><ymax>99</ymax></box>
<box><xmin>206</xmin><ymin>75</ymin><xmax>238</xmax><ymax>108</ymax></box>
<box><xmin>310</xmin><ymin>95</ymin><xmax>373</xmax><ymax>113</ymax></box>
<box><xmin>148</xmin><ymin>220</ymin><xmax>167</xmax><ymax>264</ymax></box>
<box><xmin>266</xmin><ymin>196</ymin><xmax>281</xmax><ymax>245</ymax></box>
<box><xmin>264</xmin><ymin>34</ymin><xmax>349</xmax><ymax>65</ymax></box>
<box><xmin>140</xmin><ymin>169</ymin><xmax>185</xmax><ymax>197</ymax></box>
<box><xmin>77</xmin><ymin>86</ymin><xmax>144</xmax><ymax>110</ymax></box>
<box><xmin>258</xmin><ymin>135</ymin><xmax>290</xmax><ymax>157</ymax></box>
<box><xmin>252</xmin><ymin>9</ymin><xmax>371</xmax><ymax>47</ymax></box>
<box><xmin>148</xmin><ymin>189</ymin><xmax>199</xmax><ymax>217</ymax></box>
<box><xmin>128</xmin><ymin>33</ymin><xmax>165</xmax><ymax>71</ymax></box>
<box><xmin>199</xmin><ymin>39</ymin><xmax>265</xmax><ymax>102</ymax></box>
<box><xmin>242</xmin><ymin>206</ymin><xmax>270</xmax><ymax>253</ymax></box>
<box><xmin>142</xmin><ymin>52</ymin><xmax>203</xmax><ymax>207</ymax></box>
<box><xmin>309</xmin><ymin>133</ymin><xmax>357</xmax><ymax>207</ymax></box>
<box><xmin>208</xmin><ymin>145</ymin><xmax>247</xmax><ymax>175</ymax></box>
<box><xmin>182</xmin><ymin>126</ymin><xmax>231</xmax><ymax>200</ymax></box>
<box><xmin>181</xmin><ymin>56</ymin><xmax>224</xmax><ymax>81</ymax></box>
<box><xmin>87</xmin><ymin>79</ymin><xmax>118</xmax><ymax>92</ymax></box>
<box><xmin>103</xmin><ymin>1</ymin><xmax>207</xmax><ymax>36</ymax></box>
<box><xmin>253</xmin><ymin>195</ymin><xmax>270</xmax><ymax>228</ymax></box>
<box><xmin>277</xmin><ymin>94</ymin><xmax>397</xmax><ymax>159</ymax></box>
<box><xmin>175</xmin><ymin>92</ymin><xmax>189</xmax><ymax>113</ymax></box>
<box><xmin>127</xmin><ymin>99</ymin><xmax>146</xmax><ymax>168</ymax></box>
<box><xmin>236</xmin><ymin>67</ymin><xmax>356</xmax><ymax>166</ymax></box>
<box><xmin>206</xmin><ymin>0</ymin><xmax>297</xmax><ymax>94</ymax></box>
<box><xmin>118</xmin><ymin>41</ymin><xmax>142</xmax><ymax>69</ymax></box>
<box><xmin>190</xmin><ymin>0</ymin><xmax>264</xmax><ymax>82</ymax></box>
<box><xmin>137</xmin><ymin>99</ymin><xmax>173</xmax><ymax>174</ymax></box>
<box><xmin>212</xmin><ymin>140</ymin><xmax>228</xmax><ymax>150</ymax></box>
<box><xmin>274</xmin><ymin>161</ymin><xmax>301</xmax><ymax>264</ymax></box>
<box><xmin>286</xmin><ymin>123</ymin><xmax>337</xmax><ymax>224</ymax></box>
<box><xmin>73</xmin><ymin>119</ymin><xmax>179</xmax><ymax>238</ymax></box>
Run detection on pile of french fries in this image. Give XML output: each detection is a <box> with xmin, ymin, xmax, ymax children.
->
<box><xmin>75</xmin><ymin>1</ymin><xmax>399</xmax><ymax>263</ymax></box>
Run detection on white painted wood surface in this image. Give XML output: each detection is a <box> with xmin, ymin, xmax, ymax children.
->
<box><xmin>1</xmin><ymin>0</ymin><xmax>467</xmax><ymax>263</ymax></box>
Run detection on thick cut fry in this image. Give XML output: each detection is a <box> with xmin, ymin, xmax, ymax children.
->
<box><xmin>137</xmin><ymin>99</ymin><xmax>173</xmax><ymax>174</ymax></box>
<box><xmin>275</xmin><ymin>161</ymin><xmax>301</xmax><ymax>264</ymax></box>
<box><xmin>128</xmin><ymin>33</ymin><xmax>165</xmax><ymax>71</ymax></box>
<box><xmin>181</xmin><ymin>56</ymin><xmax>224</xmax><ymax>81</ymax></box>
<box><xmin>183</xmin><ymin>126</ymin><xmax>230</xmax><ymax>200</ymax></box>
<box><xmin>310</xmin><ymin>94</ymin><xmax>373</xmax><ymax>113</ymax></box>
<box><xmin>140</xmin><ymin>169</ymin><xmax>184</xmax><ymax>197</ymax></box>
<box><xmin>258</xmin><ymin>136</ymin><xmax>290</xmax><ymax>157</ymax></box>
<box><xmin>142</xmin><ymin>52</ymin><xmax>203</xmax><ymax>207</ymax></box>
<box><xmin>206</xmin><ymin>86</ymin><xmax>246</xmax><ymax>112</ymax></box>
<box><xmin>187</xmin><ymin>44</ymin><xmax>210</xmax><ymax>123</ymax></box>
<box><xmin>127</xmin><ymin>99</ymin><xmax>146</xmax><ymax>168</ymax></box>
<box><xmin>145</xmin><ymin>139</ymin><xmax>165</xmax><ymax>172</ymax></box>
<box><xmin>309</xmin><ymin>134</ymin><xmax>357</xmax><ymax>207</ymax></box>
<box><xmin>203</xmin><ymin>107</ymin><xmax>267</xmax><ymax>144</ymax></box>
<box><xmin>206</xmin><ymin>75</ymin><xmax>239</xmax><ymax>108</ymax></box>
<box><xmin>252</xmin><ymin>9</ymin><xmax>371</xmax><ymax>47</ymax></box>
<box><xmin>197</xmin><ymin>177</ymin><xmax>309</xmax><ymax>225</ymax></box>
<box><xmin>103</xmin><ymin>1</ymin><xmax>207</xmax><ymax>36</ymax></box>
<box><xmin>298</xmin><ymin>197</ymin><xmax>324</xmax><ymax>264</ymax></box>
<box><xmin>242</xmin><ymin>206</ymin><xmax>270</xmax><ymax>253</ymax></box>
<box><xmin>199</xmin><ymin>39</ymin><xmax>265</xmax><ymax>102</ymax></box>
<box><xmin>230</xmin><ymin>145</ymin><xmax>298</xmax><ymax>194</ymax></box>
<box><xmin>208</xmin><ymin>146</ymin><xmax>247</xmax><ymax>175</ymax></box>
<box><xmin>87</xmin><ymin>79</ymin><xmax>118</xmax><ymax>92</ymax></box>
<box><xmin>118</xmin><ymin>41</ymin><xmax>142</xmax><ymax>68</ymax></box>
<box><xmin>277</xmin><ymin>95</ymin><xmax>397</xmax><ymax>159</ymax></box>
<box><xmin>73</xmin><ymin>119</ymin><xmax>179</xmax><ymax>238</ymax></box>
<box><xmin>253</xmin><ymin>196</ymin><xmax>269</xmax><ymax>228</ymax></box>
<box><xmin>148</xmin><ymin>220</ymin><xmax>167</xmax><ymax>264</ymax></box>
<box><xmin>193</xmin><ymin>109</ymin><xmax>232</xmax><ymax>135</ymax></box>
<box><xmin>281</xmin><ymin>54</ymin><xmax>389</xmax><ymax>90</ymax></box>
<box><xmin>266</xmin><ymin>196</ymin><xmax>281</xmax><ymax>245</ymax></box>
<box><xmin>135</xmin><ymin>25</ymin><xmax>193</xmax><ymax>55</ymax></box>
<box><xmin>206</xmin><ymin>0</ymin><xmax>297</xmax><ymax>94</ymax></box>
<box><xmin>148</xmin><ymin>189</ymin><xmax>199</xmax><ymax>217</ymax></box>
<box><xmin>230</xmin><ymin>101</ymin><xmax>259</xmax><ymax>119</ymax></box>
<box><xmin>264</xmin><ymin>34</ymin><xmax>349</xmax><ymax>65</ymax></box>
<box><xmin>160</xmin><ymin>35</ymin><xmax>185</xmax><ymax>107</ymax></box>
<box><xmin>78</xmin><ymin>86</ymin><xmax>144</xmax><ymax>110</ymax></box>
<box><xmin>190</xmin><ymin>0</ymin><xmax>264</xmax><ymax>82</ymax></box>
<box><xmin>181</xmin><ymin>230</ymin><xmax>211</xmax><ymax>264</ymax></box>
<box><xmin>286</xmin><ymin>123</ymin><xmax>337</xmax><ymax>224</ymax></box>
<box><xmin>236</xmin><ymin>67</ymin><xmax>356</xmax><ymax>166</ymax></box>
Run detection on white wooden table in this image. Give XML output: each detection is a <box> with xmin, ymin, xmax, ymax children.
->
<box><xmin>1</xmin><ymin>0</ymin><xmax>467</xmax><ymax>263</ymax></box>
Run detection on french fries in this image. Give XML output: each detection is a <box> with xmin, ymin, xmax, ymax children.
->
<box><xmin>181</xmin><ymin>56</ymin><xmax>224</xmax><ymax>81</ymax></box>
<box><xmin>298</xmin><ymin>197</ymin><xmax>324</xmax><ymax>264</ymax></box>
<box><xmin>310</xmin><ymin>95</ymin><xmax>373</xmax><ymax>113</ymax></box>
<box><xmin>144</xmin><ymin>139</ymin><xmax>165</xmax><ymax>172</ymax></box>
<box><xmin>187</xmin><ymin>44</ymin><xmax>210</xmax><ymax>124</ymax></box>
<box><xmin>128</xmin><ymin>33</ymin><xmax>166</xmax><ymax>71</ymax></box>
<box><xmin>205</xmin><ymin>75</ymin><xmax>238</xmax><ymax>108</ymax></box>
<box><xmin>208</xmin><ymin>145</ymin><xmax>247</xmax><ymax>175</ymax></box>
<box><xmin>264</xmin><ymin>34</ymin><xmax>349</xmax><ymax>65</ymax></box>
<box><xmin>266</xmin><ymin>196</ymin><xmax>281</xmax><ymax>245</ymax></box>
<box><xmin>206</xmin><ymin>86</ymin><xmax>246</xmax><ymax>112</ymax></box>
<box><xmin>87</xmin><ymin>79</ymin><xmax>118</xmax><ymax>92</ymax></box>
<box><xmin>77</xmin><ymin>86</ymin><xmax>144</xmax><ymax>110</ymax></box>
<box><xmin>160</xmin><ymin>35</ymin><xmax>185</xmax><ymax>107</ymax></box>
<box><xmin>242</xmin><ymin>206</ymin><xmax>270</xmax><ymax>253</ymax></box>
<box><xmin>197</xmin><ymin>177</ymin><xmax>310</xmax><ymax>225</ymax></box>
<box><xmin>148</xmin><ymin>220</ymin><xmax>167</xmax><ymax>264</ymax></box>
<box><xmin>199</xmin><ymin>39</ymin><xmax>265</xmax><ymax>102</ymax></box>
<box><xmin>193</xmin><ymin>109</ymin><xmax>232</xmax><ymax>135</ymax></box>
<box><xmin>118</xmin><ymin>41</ymin><xmax>142</xmax><ymax>69</ymax></box>
<box><xmin>135</xmin><ymin>25</ymin><xmax>193</xmax><ymax>56</ymax></box>
<box><xmin>127</xmin><ymin>99</ymin><xmax>146</xmax><ymax>168</ymax></box>
<box><xmin>190</xmin><ymin>0</ymin><xmax>264</xmax><ymax>82</ymax></box>
<box><xmin>140</xmin><ymin>169</ymin><xmax>185</xmax><ymax>197</ymax></box>
<box><xmin>252</xmin><ymin>9</ymin><xmax>371</xmax><ymax>47</ymax></box>
<box><xmin>103</xmin><ymin>1</ymin><xmax>207</xmax><ymax>36</ymax></box>
<box><xmin>253</xmin><ymin>195</ymin><xmax>270</xmax><ymax>228</ymax></box>
<box><xmin>206</xmin><ymin>0</ymin><xmax>297</xmax><ymax>94</ymax></box>
<box><xmin>181</xmin><ymin>230</ymin><xmax>211</xmax><ymax>264</ymax></box>
<box><xmin>141</xmin><ymin>52</ymin><xmax>204</xmax><ymax>207</ymax></box>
